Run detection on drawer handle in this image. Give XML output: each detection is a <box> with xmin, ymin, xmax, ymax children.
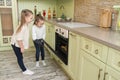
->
<box><xmin>118</xmin><ymin>61</ymin><xmax>120</xmax><ymax>67</ymax></box>
<box><xmin>85</xmin><ymin>45</ymin><xmax>89</xmax><ymax>49</ymax></box>
<box><xmin>98</xmin><ymin>69</ymin><xmax>103</xmax><ymax>80</ymax></box>
<box><xmin>103</xmin><ymin>72</ymin><xmax>108</xmax><ymax>80</ymax></box>
<box><xmin>95</xmin><ymin>49</ymin><xmax>99</xmax><ymax>54</ymax></box>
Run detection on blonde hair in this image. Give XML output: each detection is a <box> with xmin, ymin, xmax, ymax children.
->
<box><xmin>16</xmin><ymin>9</ymin><xmax>33</xmax><ymax>33</ymax></box>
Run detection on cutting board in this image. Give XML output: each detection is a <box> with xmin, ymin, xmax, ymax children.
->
<box><xmin>99</xmin><ymin>8</ymin><xmax>112</xmax><ymax>28</ymax></box>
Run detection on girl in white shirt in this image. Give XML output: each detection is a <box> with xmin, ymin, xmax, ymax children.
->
<box><xmin>11</xmin><ymin>9</ymin><xmax>34</xmax><ymax>75</ymax></box>
<box><xmin>32</xmin><ymin>14</ymin><xmax>46</xmax><ymax>67</ymax></box>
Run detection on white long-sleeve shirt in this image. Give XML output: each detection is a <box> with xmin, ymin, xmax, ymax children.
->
<box><xmin>32</xmin><ymin>24</ymin><xmax>46</xmax><ymax>40</ymax></box>
<box><xmin>11</xmin><ymin>24</ymin><xmax>29</xmax><ymax>49</ymax></box>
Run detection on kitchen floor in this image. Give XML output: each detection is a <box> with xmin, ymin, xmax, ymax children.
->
<box><xmin>0</xmin><ymin>48</ymin><xmax>69</xmax><ymax>80</ymax></box>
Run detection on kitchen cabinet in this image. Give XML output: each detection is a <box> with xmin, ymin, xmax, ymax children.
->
<box><xmin>81</xmin><ymin>37</ymin><xmax>92</xmax><ymax>53</ymax></box>
<box><xmin>0</xmin><ymin>0</ymin><xmax>17</xmax><ymax>51</ymax></box>
<box><xmin>45</xmin><ymin>22</ymin><xmax>55</xmax><ymax>50</ymax></box>
<box><xmin>81</xmin><ymin>37</ymin><xmax>108</xmax><ymax>63</ymax></box>
<box><xmin>78</xmin><ymin>36</ymin><xmax>120</xmax><ymax>80</ymax></box>
<box><xmin>107</xmin><ymin>48</ymin><xmax>120</xmax><ymax>72</ymax></box>
<box><xmin>104</xmin><ymin>66</ymin><xmax>120</xmax><ymax>80</ymax></box>
<box><xmin>91</xmin><ymin>41</ymin><xmax>108</xmax><ymax>63</ymax></box>
<box><xmin>78</xmin><ymin>36</ymin><xmax>108</xmax><ymax>80</ymax></box>
<box><xmin>45</xmin><ymin>22</ymin><xmax>55</xmax><ymax>59</ymax></box>
<box><xmin>78</xmin><ymin>50</ymin><xmax>105</xmax><ymax>80</ymax></box>
<box><xmin>105</xmin><ymin>48</ymin><xmax>120</xmax><ymax>80</ymax></box>
<box><xmin>44</xmin><ymin>21</ymin><xmax>120</xmax><ymax>80</ymax></box>
<box><xmin>68</xmin><ymin>32</ymin><xmax>79</xmax><ymax>80</ymax></box>
<box><xmin>45</xmin><ymin>22</ymin><xmax>50</xmax><ymax>45</ymax></box>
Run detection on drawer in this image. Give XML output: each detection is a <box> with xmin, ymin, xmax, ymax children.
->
<box><xmin>107</xmin><ymin>48</ymin><xmax>120</xmax><ymax>72</ymax></box>
<box><xmin>91</xmin><ymin>41</ymin><xmax>108</xmax><ymax>63</ymax></box>
<box><xmin>81</xmin><ymin>37</ymin><xmax>92</xmax><ymax>53</ymax></box>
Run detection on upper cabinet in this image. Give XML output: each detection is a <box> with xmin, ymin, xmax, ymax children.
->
<box><xmin>0</xmin><ymin>0</ymin><xmax>17</xmax><ymax>51</ymax></box>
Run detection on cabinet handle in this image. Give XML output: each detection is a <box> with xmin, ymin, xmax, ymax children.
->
<box><xmin>95</xmin><ymin>49</ymin><xmax>99</xmax><ymax>54</ymax></box>
<box><xmin>85</xmin><ymin>45</ymin><xmax>89</xmax><ymax>49</ymax></box>
<box><xmin>98</xmin><ymin>69</ymin><xmax>102</xmax><ymax>80</ymax></box>
<box><xmin>103</xmin><ymin>72</ymin><xmax>108</xmax><ymax>80</ymax></box>
<box><xmin>117</xmin><ymin>61</ymin><xmax>120</xmax><ymax>67</ymax></box>
<box><xmin>69</xmin><ymin>33</ymin><xmax>76</xmax><ymax>37</ymax></box>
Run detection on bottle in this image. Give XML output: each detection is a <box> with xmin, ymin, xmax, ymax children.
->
<box><xmin>43</xmin><ymin>10</ymin><xmax>46</xmax><ymax>18</ymax></box>
<box><xmin>48</xmin><ymin>7</ymin><xmax>51</xmax><ymax>19</ymax></box>
<box><xmin>34</xmin><ymin>6</ymin><xmax>37</xmax><ymax>18</ymax></box>
<box><xmin>38</xmin><ymin>11</ymin><xmax>41</xmax><ymax>16</ymax></box>
<box><xmin>53</xmin><ymin>7</ymin><xmax>56</xmax><ymax>19</ymax></box>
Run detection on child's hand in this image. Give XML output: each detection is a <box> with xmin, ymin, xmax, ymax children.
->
<box><xmin>20</xmin><ymin>47</ymin><xmax>24</xmax><ymax>53</ymax></box>
<box><xmin>34</xmin><ymin>39</ymin><xmax>44</xmax><ymax>46</ymax></box>
<box><xmin>34</xmin><ymin>39</ymin><xmax>40</xmax><ymax>44</ymax></box>
<box><xmin>17</xmin><ymin>40</ymin><xmax>24</xmax><ymax>53</ymax></box>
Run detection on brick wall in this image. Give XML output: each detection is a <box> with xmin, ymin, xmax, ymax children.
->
<box><xmin>74</xmin><ymin>0</ymin><xmax>120</xmax><ymax>26</ymax></box>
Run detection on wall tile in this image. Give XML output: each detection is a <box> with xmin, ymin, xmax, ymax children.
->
<box><xmin>74</xmin><ymin>0</ymin><xmax>120</xmax><ymax>25</ymax></box>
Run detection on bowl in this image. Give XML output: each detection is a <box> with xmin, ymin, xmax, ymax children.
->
<box><xmin>57</xmin><ymin>18</ymin><xmax>62</xmax><ymax>22</ymax></box>
<box><xmin>56</xmin><ymin>18</ymin><xmax>66</xmax><ymax>22</ymax></box>
<box><xmin>65</xmin><ymin>17</ymin><xmax>72</xmax><ymax>22</ymax></box>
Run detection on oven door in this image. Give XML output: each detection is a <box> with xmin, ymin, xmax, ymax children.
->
<box><xmin>55</xmin><ymin>32</ymin><xmax>68</xmax><ymax>65</ymax></box>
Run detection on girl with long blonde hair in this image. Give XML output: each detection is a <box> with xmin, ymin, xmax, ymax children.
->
<box><xmin>11</xmin><ymin>9</ymin><xmax>34</xmax><ymax>75</ymax></box>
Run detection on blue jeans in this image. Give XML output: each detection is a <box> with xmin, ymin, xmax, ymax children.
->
<box><xmin>33</xmin><ymin>41</ymin><xmax>45</xmax><ymax>61</ymax></box>
<box><xmin>11</xmin><ymin>45</ymin><xmax>26</xmax><ymax>71</ymax></box>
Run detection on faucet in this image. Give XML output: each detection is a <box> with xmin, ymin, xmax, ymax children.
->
<box><xmin>59</xmin><ymin>5</ymin><xmax>65</xmax><ymax>19</ymax></box>
<box><xmin>60</xmin><ymin>5</ymin><xmax>64</xmax><ymax>10</ymax></box>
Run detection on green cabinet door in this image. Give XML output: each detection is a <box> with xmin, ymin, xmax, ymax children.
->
<box><xmin>78</xmin><ymin>50</ymin><xmax>105</xmax><ymax>80</ymax></box>
<box><xmin>104</xmin><ymin>66</ymin><xmax>120</xmax><ymax>80</ymax></box>
<box><xmin>45</xmin><ymin>22</ymin><xmax>55</xmax><ymax>50</ymax></box>
<box><xmin>68</xmin><ymin>32</ymin><xmax>79</xmax><ymax>80</ymax></box>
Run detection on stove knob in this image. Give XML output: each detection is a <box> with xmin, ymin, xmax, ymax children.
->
<box><xmin>59</xmin><ymin>29</ymin><xmax>61</xmax><ymax>33</ymax></box>
<box><xmin>56</xmin><ymin>29</ymin><xmax>58</xmax><ymax>32</ymax></box>
<box><xmin>62</xmin><ymin>32</ymin><xmax>64</xmax><ymax>35</ymax></box>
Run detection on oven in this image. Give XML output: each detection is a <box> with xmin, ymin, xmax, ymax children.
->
<box><xmin>55</xmin><ymin>26</ymin><xmax>69</xmax><ymax>65</ymax></box>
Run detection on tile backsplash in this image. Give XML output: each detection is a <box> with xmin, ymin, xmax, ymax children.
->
<box><xmin>74</xmin><ymin>0</ymin><xmax>120</xmax><ymax>26</ymax></box>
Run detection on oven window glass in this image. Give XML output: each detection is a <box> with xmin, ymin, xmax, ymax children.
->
<box><xmin>55</xmin><ymin>33</ymin><xmax>68</xmax><ymax>65</ymax></box>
